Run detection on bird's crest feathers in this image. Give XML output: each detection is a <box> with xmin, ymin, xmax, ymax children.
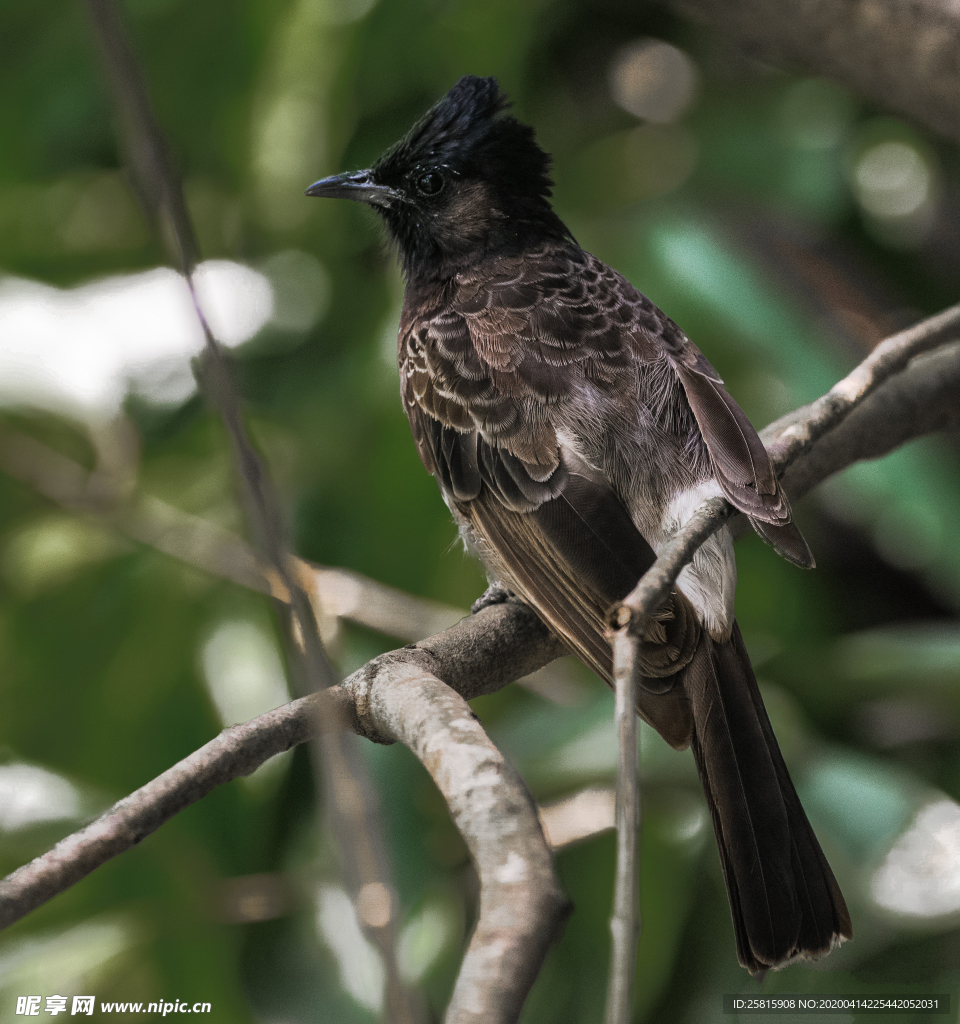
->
<box><xmin>374</xmin><ymin>76</ymin><xmax>554</xmax><ymax>201</ymax></box>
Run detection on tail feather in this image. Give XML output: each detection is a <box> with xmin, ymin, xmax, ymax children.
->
<box><xmin>732</xmin><ymin>625</ymin><xmax>852</xmax><ymax>954</ymax></box>
<box><xmin>683</xmin><ymin>623</ymin><xmax>851</xmax><ymax>973</ymax></box>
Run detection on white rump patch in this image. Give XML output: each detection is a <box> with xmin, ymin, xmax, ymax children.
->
<box><xmin>660</xmin><ymin>480</ymin><xmax>736</xmax><ymax>640</ymax></box>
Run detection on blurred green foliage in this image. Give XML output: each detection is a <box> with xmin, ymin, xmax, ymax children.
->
<box><xmin>1</xmin><ymin>0</ymin><xmax>960</xmax><ymax>1021</ymax></box>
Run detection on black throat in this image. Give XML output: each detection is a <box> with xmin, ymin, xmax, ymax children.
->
<box><xmin>380</xmin><ymin>198</ymin><xmax>574</xmax><ymax>283</ymax></box>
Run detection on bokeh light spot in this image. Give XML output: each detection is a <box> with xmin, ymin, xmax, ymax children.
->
<box><xmin>0</xmin><ymin>763</ymin><xmax>84</xmax><ymax>831</ymax></box>
<box><xmin>260</xmin><ymin>249</ymin><xmax>330</xmax><ymax>334</ymax></box>
<box><xmin>315</xmin><ymin>884</ymin><xmax>385</xmax><ymax>1013</ymax></box>
<box><xmin>201</xmin><ymin>619</ymin><xmax>290</xmax><ymax>727</ymax></box>
<box><xmin>854</xmin><ymin>141</ymin><xmax>931</xmax><ymax>219</ymax></box>
<box><xmin>872</xmin><ymin>799</ymin><xmax>960</xmax><ymax>919</ymax></box>
<box><xmin>608</xmin><ymin>40</ymin><xmax>699</xmax><ymax>123</ymax></box>
<box><xmin>0</xmin><ymin>261</ymin><xmax>273</xmax><ymax>418</ymax></box>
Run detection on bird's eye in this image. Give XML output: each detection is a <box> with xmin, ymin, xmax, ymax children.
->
<box><xmin>414</xmin><ymin>170</ymin><xmax>444</xmax><ymax>196</ymax></box>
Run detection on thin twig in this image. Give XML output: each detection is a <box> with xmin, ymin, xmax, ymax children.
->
<box><xmin>603</xmin><ymin>497</ymin><xmax>731</xmax><ymax>1024</ymax></box>
<box><xmin>604</xmin><ymin>631</ymin><xmax>640</xmax><ymax>1024</ymax></box>
<box><xmin>765</xmin><ymin>301</ymin><xmax>960</xmax><ymax>472</ymax></box>
<box><xmin>0</xmin><ymin>690</ymin><xmax>350</xmax><ymax>929</ymax></box>
<box><xmin>611</xmin><ymin>498</ymin><xmax>733</xmax><ymax>634</ymax></box>
<box><xmin>82</xmin><ymin>2</ymin><xmax>416</xmax><ymax>1018</ymax></box>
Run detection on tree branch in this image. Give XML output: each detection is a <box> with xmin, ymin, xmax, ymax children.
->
<box><xmin>350</xmin><ymin>641</ymin><xmax>570</xmax><ymax>1024</ymax></box>
<box><xmin>0</xmin><ymin>602</ymin><xmax>567</xmax><ymax>1024</ymax></box>
<box><xmin>604</xmin><ymin>632</ymin><xmax>641</xmax><ymax>1024</ymax></box>
<box><xmin>663</xmin><ymin>0</ymin><xmax>960</xmax><ymax>146</ymax></box>
<box><xmin>2</xmin><ymin>306</ymin><xmax>958</xmax><ymax>1019</ymax></box>
<box><xmin>0</xmin><ymin>424</ymin><xmax>464</xmax><ymax>644</ymax></box>
<box><xmin>0</xmin><ymin>689</ymin><xmax>345</xmax><ymax>930</ymax></box>
<box><xmin>771</xmin><ymin>341</ymin><xmax>960</xmax><ymax>502</ymax></box>
<box><xmin>764</xmin><ymin>302</ymin><xmax>960</xmax><ymax>474</ymax></box>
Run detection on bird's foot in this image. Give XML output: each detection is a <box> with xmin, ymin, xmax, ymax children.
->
<box><xmin>471</xmin><ymin>582</ymin><xmax>514</xmax><ymax>614</ymax></box>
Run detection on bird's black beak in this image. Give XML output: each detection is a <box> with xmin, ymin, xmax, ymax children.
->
<box><xmin>304</xmin><ymin>170</ymin><xmax>401</xmax><ymax>208</ymax></box>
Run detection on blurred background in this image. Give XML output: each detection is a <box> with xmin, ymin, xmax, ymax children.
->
<box><xmin>1</xmin><ymin>0</ymin><xmax>960</xmax><ymax>1020</ymax></box>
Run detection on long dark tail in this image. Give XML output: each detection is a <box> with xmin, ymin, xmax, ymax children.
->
<box><xmin>682</xmin><ymin>622</ymin><xmax>852</xmax><ymax>974</ymax></box>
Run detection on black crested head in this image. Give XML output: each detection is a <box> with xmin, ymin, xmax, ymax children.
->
<box><xmin>305</xmin><ymin>76</ymin><xmax>573</xmax><ymax>279</ymax></box>
<box><xmin>373</xmin><ymin>76</ymin><xmax>553</xmax><ymax>213</ymax></box>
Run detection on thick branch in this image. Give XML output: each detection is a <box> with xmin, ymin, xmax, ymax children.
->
<box><xmin>350</xmin><ymin>648</ymin><xmax>569</xmax><ymax>1024</ymax></box>
<box><xmin>664</xmin><ymin>0</ymin><xmax>960</xmax><ymax>146</ymax></box>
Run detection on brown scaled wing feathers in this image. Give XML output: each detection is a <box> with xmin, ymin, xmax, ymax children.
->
<box><xmin>399</xmin><ymin>246</ymin><xmax>805</xmax><ymax>741</ymax></box>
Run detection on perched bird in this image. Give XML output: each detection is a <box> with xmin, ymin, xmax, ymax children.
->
<box><xmin>306</xmin><ymin>75</ymin><xmax>851</xmax><ymax>974</ymax></box>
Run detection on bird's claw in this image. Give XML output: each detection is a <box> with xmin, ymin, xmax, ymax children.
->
<box><xmin>471</xmin><ymin>582</ymin><xmax>514</xmax><ymax>614</ymax></box>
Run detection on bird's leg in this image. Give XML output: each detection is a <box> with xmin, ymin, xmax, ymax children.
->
<box><xmin>471</xmin><ymin>581</ymin><xmax>514</xmax><ymax>614</ymax></box>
